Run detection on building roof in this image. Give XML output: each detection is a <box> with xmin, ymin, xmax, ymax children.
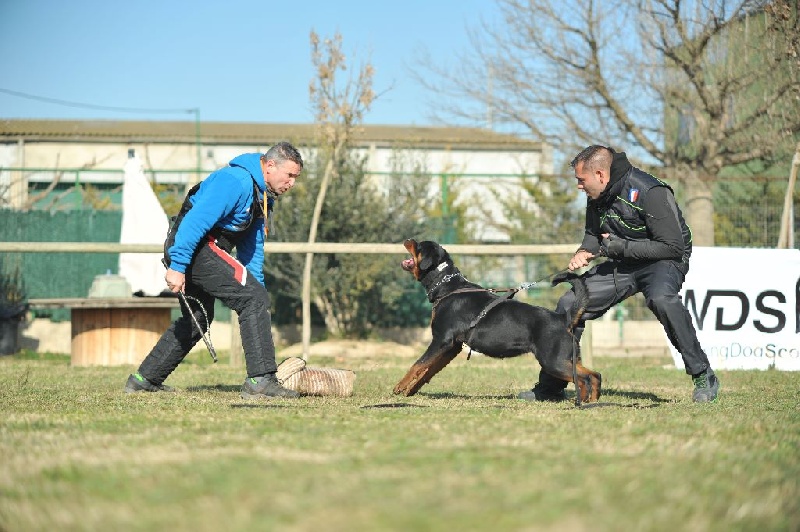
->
<box><xmin>0</xmin><ymin>119</ymin><xmax>542</xmax><ymax>152</ymax></box>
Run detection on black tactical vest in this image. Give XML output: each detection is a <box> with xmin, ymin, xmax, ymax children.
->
<box><xmin>163</xmin><ymin>179</ymin><xmax>265</xmax><ymax>266</ymax></box>
<box><xmin>594</xmin><ymin>167</ymin><xmax>692</xmax><ymax>263</ymax></box>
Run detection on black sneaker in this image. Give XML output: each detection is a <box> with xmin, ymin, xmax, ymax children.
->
<box><xmin>124</xmin><ymin>373</ymin><xmax>175</xmax><ymax>393</ymax></box>
<box><xmin>692</xmin><ymin>370</ymin><xmax>720</xmax><ymax>403</ymax></box>
<box><xmin>241</xmin><ymin>374</ymin><xmax>300</xmax><ymax>399</ymax></box>
<box><xmin>517</xmin><ymin>386</ymin><xmax>567</xmax><ymax>402</ymax></box>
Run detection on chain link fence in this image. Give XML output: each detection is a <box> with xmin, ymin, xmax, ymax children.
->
<box><xmin>1</xmin><ymin>167</ymin><xmax>797</xmax><ymax>324</ymax></box>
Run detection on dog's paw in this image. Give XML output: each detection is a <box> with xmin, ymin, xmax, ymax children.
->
<box><xmin>393</xmin><ymin>381</ymin><xmax>419</xmax><ymax>396</ymax></box>
<box><xmin>394</xmin><ymin>365</ymin><xmax>429</xmax><ymax>396</ymax></box>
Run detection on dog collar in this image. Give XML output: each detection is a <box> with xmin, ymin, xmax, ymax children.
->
<box><xmin>425</xmin><ymin>272</ymin><xmax>466</xmax><ymax>300</ymax></box>
<box><xmin>420</xmin><ymin>262</ymin><xmax>448</xmax><ymax>284</ymax></box>
<box><xmin>421</xmin><ymin>262</ymin><xmax>448</xmax><ymax>286</ymax></box>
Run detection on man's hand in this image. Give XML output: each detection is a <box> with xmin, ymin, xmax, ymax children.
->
<box><xmin>568</xmin><ymin>249</ymin><xmax>596</xmax><ymax>271</ymax></box>
<box><xmin>600</xmin><ymin>233</ymin><xmax>626</xmax><ymax>259</ymax></box>
<box><xmin>165</xmin><ymin>268</ymin><xmax>186</xmax><ymax>293</ymax></box>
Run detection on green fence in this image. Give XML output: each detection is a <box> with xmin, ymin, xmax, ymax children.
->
<box><xmin>1</xmin><ymin>210</ymin><xmax>121</xmax><ymax>320</ymax></box>
<box><xmin>1</xmin><ymin>168</ymin><xmax>796</xmax><ymax>325</ymax></box>
<box><xmin>0</xmin><ymin>209</ymin><xmax>242</xmax><ymax>323</ymax></box>
<box><xmin>2</xmin><ymin>166</ymin><xmax>796</xmax><ymax>246</ymax></box>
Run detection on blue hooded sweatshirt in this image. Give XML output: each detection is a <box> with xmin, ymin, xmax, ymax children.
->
<box><xmin>167</xmin><ymin>153</ymin><xmax>269</xmax><ymax>285</ymax></box>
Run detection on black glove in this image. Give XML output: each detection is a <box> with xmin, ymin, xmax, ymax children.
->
<box><xmin>601</xmin><ymin>235</ymin><xmax>627</xmax><ymax>259</ymax></box>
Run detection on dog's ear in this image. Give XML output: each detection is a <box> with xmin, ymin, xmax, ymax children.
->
<box><xmin>432</xmin><ymin>243</ymin><xmax>453</xmax><ymax>271</ymax></box>
<box><xmin>419</xmin><ymin>256</ymin><xmax>433</xmax><ymax>272</ymax></box>
<box><xmin>418</xmin><ymin>241</ymin><xmax>440</xmax><ymax>273</ymax></box>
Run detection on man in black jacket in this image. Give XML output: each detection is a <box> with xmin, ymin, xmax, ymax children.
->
<box><xmin>519</xmin><ymin>145</ymin><xmax>720</xmax><ymax>403</ymax></box>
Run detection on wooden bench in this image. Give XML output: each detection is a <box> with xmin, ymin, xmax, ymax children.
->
<box><xmin>28</xmin><ymin>297</ymin><xmax>179</xmax><ymax>366</ymax></box>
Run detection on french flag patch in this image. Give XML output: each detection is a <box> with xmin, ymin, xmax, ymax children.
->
<box><xmin>629</xmin><ymin>189</ymin><xmax>640</xmax><ymax>202</ymax></box>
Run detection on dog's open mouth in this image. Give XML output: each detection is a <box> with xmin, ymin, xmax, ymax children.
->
<box><xmin>401</xmin><ymin>257</ymin><xmax>415</xmax><ymax>272</ymax></box>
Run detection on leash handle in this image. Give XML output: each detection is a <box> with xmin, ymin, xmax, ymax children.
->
<box><xmin>162</xmin><ymin>258</ymin><xmax>217</xmax><ymax>363</ymax></box>
<box><xmin>572</xmin><ymin>336</ymin><xmax>581</xmax><ymax>408</ymax></box>
<box><xmin>178</xmin><ymin>291</ymin><xmax>217</xmax><ymax>363</ymax></box>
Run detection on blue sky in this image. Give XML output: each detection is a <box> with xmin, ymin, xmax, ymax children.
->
<box><xmin>0</xmin><ymin>0</ymin><xmax>495</xmax><ymax>125</ymax></box>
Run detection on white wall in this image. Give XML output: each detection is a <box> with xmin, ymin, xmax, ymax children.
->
<box><xmin>1</xmin><ymin>140</ymin><xmax>552</xmax><ymax>242</ymax></box>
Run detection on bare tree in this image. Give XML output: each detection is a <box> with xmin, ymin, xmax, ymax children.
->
<box><xmin>766</xmin><ymin>0</ymin><xmax>800</xmax><ymax>61</ymax></box>
<box><xmin>415</xmin><ymin>0</ymin><xmax>800</xmax><ymax>245</ymax></box>
<box><xmin>301</xmin><ymin>31</ymin><xmax>375</xmax><ymax>357</ymax></box>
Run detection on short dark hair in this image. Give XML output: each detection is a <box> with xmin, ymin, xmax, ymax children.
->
<box><xmin>570</xmin><ymin>145</ymin><xmax>613</xmax><ymax>171</ymax></box>
<box><xmin>264</xmin><ymin>141</ymin><xmax>303</xmax><ymax>169</ymax></box>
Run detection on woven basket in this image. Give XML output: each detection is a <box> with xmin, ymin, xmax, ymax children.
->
<box><xmin>276</xmin><ymin>357</ymin><xmax>356</xmax><ymax>397</ymax></box>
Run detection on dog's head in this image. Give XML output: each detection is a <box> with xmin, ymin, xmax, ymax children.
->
<box><xmin>401</xmin><ymin>239</ymin><xmax>452</xmax><ymax>281</ymax></box>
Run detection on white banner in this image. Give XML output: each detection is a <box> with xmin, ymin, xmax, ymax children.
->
<box><xmin>669</xmin><ymin>247</ymin><xmax>800</xmax><ymax>371</ymax></box>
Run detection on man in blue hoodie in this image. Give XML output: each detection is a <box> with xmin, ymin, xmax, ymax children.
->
<box><xmin>125</xmin><ymin>141</ymin><xmax>303</xmax><ymax>399</ymax></box>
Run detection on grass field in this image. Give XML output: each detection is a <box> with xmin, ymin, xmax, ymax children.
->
<box><xmin>1</xmin><ymin>346</ymin><xmax>798</xmax><ymax>532</ymax></box>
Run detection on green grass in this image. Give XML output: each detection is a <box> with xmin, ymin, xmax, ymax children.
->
<box><xmin>1</xmin><ymin>349</ymin><xmax>798</xmax><ymax>532</ymax></box>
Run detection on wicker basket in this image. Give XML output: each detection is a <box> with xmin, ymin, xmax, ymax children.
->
<box><xmin>276</xmin><ymin>357</ymin><xmax>356</xmax><ymax>397</ymax></box>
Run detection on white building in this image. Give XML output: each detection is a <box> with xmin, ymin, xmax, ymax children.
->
<box><xmin>0</xmin><ymin>119</ymin><xmax>552</xmax><ymax>241</ymax></box>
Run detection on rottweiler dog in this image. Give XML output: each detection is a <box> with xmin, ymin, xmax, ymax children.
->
<box><xmin>393</xmin><ymin>239</ymin><xmax>602</xmax><ymax>403</ymax></box>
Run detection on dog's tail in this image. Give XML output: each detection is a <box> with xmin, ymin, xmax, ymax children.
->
<box><xmin>551</xmin><ymin>271</ymin><xmax>589</xmax><ymax>333</ymax></box>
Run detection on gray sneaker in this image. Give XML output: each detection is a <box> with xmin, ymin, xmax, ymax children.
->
<box><xmin>241</xmin><ymin>374</ymin><xmax>300</xmax><ymax>399</ymax></box>
<box><xmin>517</xmin><ymin>386</ymin><xmax>567</xmax><ymax>402</ymax></box>
<box><xmin>692</xmin><ymin>370</ymin><xmax>720</xmax><ymax>403</ymax></box>
<box><xmin>124</xmin><ymin>373</ymin><xmax>175</xmax><ymax>393</ymax></box>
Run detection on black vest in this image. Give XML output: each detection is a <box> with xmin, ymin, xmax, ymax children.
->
<box><xmin>162</xmin><ymin>179</ymin><xmax>266</xmax><ymax>265</ymax></box>
<box><xmin>593</xmin><ymin>167</ymin><xmax>692</xmax><ymax>263</ymax></box>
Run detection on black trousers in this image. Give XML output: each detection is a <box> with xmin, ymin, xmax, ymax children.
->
<box><xmin>537</xmin><ymin>259</ymin><xmax>711</xmax><ymax>393</ymax></box>
<box><xmin>138</xmin><ymin>236</ymin><xmax>277</xmax><ymax>384</ymax></box>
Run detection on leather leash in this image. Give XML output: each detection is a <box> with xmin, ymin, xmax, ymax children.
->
<box><xmin>161</xmin><ymin>258</ymin><xmax>217</xmax><ymax>363</ymax></box>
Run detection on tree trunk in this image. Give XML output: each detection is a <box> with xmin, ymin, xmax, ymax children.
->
<box><xmin>302</xmin><ymin>158</ymin><xmax>334</xmax><ymax>360</ymax></box>
<box><xmin>315</xmin><ymin>294</ymin><xmax>342</xmax><ymax>337</ymax></box>
<box><xmin>777</xmin><ymin>143</ymin><xmax>800</xmax><ymax>249</ymax></box>
<box><xmin>682</xmin><ymin>170</ymin><xmax>715</xmax><ymax>247</ymax></box>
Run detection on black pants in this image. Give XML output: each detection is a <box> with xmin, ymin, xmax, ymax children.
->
<box><xmin>537</xmin><ymin>259</ymin><xmax>711</xmax><ymax>393</ymax></box>
<box><xmin>138</xmin><ymin>236</ymin><xmax>277</xmax><ymax>384</ymax></box>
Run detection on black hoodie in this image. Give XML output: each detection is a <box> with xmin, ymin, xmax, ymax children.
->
<box><xmin>578</xmin><ymin>151</ymin><xmax>692</xmax><ymax>264</ymax></box>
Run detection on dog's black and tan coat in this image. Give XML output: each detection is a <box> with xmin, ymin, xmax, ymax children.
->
<box><xmin>394</xmin><ymin>239</ymin><xmax>602</xmax><ymax>402</ymax></box>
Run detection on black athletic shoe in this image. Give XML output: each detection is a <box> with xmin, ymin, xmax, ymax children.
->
<box><xmin>240</xmin><ymin>374</ymin><xmax>300</xmax><ymax>399</ymax></box>
<box><xmin>517</xmin><ymin>386</ymin><xmax>567</xmax><ymax>402</ymax></box>
<box><xmin>124</xmin><ymin>373</ymin><xmax>175</xmax><ymax>393</ymax></box>
<box><xmin>692</xmin><ymin>370</ymin><xmax>720</xmax><ymax>403</ymax></box>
